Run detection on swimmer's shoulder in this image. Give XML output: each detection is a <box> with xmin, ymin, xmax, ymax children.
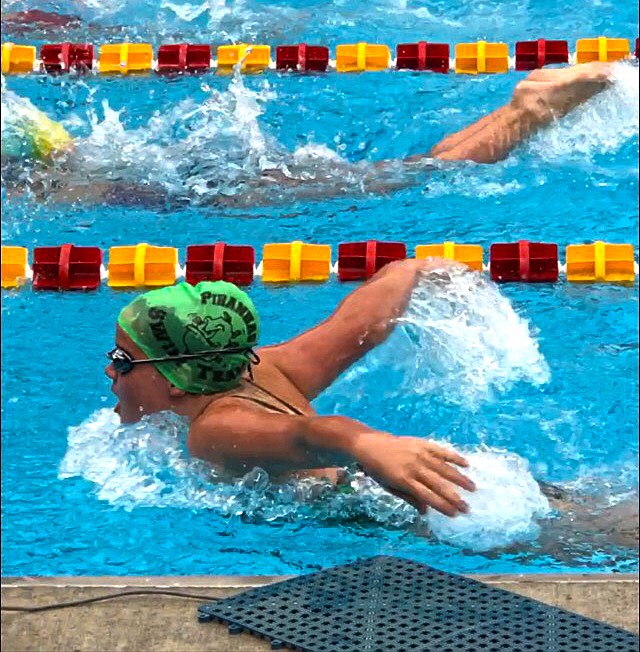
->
<box><xmin>203</xmin><ymin>364</ymin><xmax>313</xmax><ymax>418</ymax></box>
<box><xmin>187</xmin><ymin>359</ymin><xmax>313</xmax><ymax>449</ymax></box>
<box><xmin>186</xmin><ymin>395</ymin><xmax>253</xmax><ymax>463</ymax></box>
<box><xmin>246</xmin><ymin>350</ymin><xmax>315</xmax><ymax>414</ymax></box>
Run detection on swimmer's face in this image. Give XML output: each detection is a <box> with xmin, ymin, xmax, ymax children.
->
<box><xmin>105</xmin><ymin>326</ymin><xmax>175</xmax><ymax>424</ymax></box>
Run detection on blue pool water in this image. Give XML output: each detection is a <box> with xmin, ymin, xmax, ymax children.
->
<box><xmin>2</xmin><ymin>0</ymin><xmax>639</xmax><ymax>576</ymax></box>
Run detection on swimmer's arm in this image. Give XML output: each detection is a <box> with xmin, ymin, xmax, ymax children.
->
<box><xmin>405</xmin><ymin>62</ymin><xmax>614</xmax><ymax>165</ymax></box>
<box><xmin>189</xmin><ymin>408</ymin><xmax>371</xmax><ymax>473</ymax></box>
<box><xmin>2</xmin><ymin>10</ymin><xmax>80</xmax><ymax>28</ymax></box>
<box><xmin>188</xmin><ymin>405</ymin><xmax>474</xmax><ymax>515</ymax></box>
<box><xmin>38</xmin><ymin>180</ymin><xmax>171</xmax><ymax>208</ymax></box>
<box><xmin>260</xmin><ymin>258</ymin><xmax>439</xmax><ymax>400</ymax></box>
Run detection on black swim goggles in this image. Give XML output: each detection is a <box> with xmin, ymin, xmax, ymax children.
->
<box><xmin>106</xmin><ymin>345</ymin><xmax>260</xmax><ymax>375</ymax></box>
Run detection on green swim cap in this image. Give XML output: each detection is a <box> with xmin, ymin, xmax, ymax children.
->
<box><xmin>118</xmin><ymin>281</ymin><xmax>260</xmax><ymax>394</ymax></box>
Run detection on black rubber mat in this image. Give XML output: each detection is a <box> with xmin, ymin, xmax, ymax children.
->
<box><xmin>197</xmin><ymin>555</ymin><xmax>638</xmax><ymax>652</ymax></box>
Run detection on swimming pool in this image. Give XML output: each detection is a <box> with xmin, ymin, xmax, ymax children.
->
<box><xmin>1</xmin><ymin>0</ymin><xmax>638</xmax><ymax>576</ymax></box>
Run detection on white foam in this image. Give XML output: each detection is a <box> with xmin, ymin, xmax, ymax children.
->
<box><xmin>526</xmin><ymin>61</ymin><xmax>639</xmax><ymax>162</ymax></box>
<box><xmin>331</xmin><ymin>264</ymin><xmax>550</xmax><ymax>411</ymax></box>
<box><xmin>426</xmin><ymin>446</ymin><xmax>551</xmax><ymax>551</ymax></box>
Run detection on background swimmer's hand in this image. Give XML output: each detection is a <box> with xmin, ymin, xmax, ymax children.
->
<box><xmin>426</xmin><ymin>61</ymin><xmax>614</xmax><ymax>164</ymax></box>
<box><xmin>511</xmin><ymin>62</ymin><xmax>614</xmax><ymax>122</ymax></box>
<box><xmin>352</xmin><ymin>433</ymin><xmax>476</xmax><ymax>516</ymax></box>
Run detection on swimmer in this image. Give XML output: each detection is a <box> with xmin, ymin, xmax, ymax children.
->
<box><xmin>107</xmin><ymin>259</ymin><xmax>479</xmax><ymax>516</ymax></box>
<box><xmin>535</xmin><ymin>482</ymin><xmax>639</xmax><ymax>552</ymax></box>
<box><xmin>2</xmin><ymin>62</ymin><xmax>617</xmax><ymax>206</ymax></box>
<box><xmin>105</xmin><ymin>258</ymin><xmax>640</xmax><ymax>542</ymax></box>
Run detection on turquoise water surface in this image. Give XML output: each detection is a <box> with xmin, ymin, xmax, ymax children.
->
<box><xmin>1</xmin><ymin>0</ymin><xmax>638</xmax><ymax>575</ymax></box>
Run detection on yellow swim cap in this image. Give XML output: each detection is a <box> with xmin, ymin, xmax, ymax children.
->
<box><xmin>1</xmin><ymin>88</ymin><xmax>74</xmax><ymax>161</ymax></box>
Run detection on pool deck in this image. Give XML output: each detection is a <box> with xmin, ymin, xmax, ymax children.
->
<box><xmin>2</xmin><ymin>573</ymin><xmax>638</xmax><ymax>651</ymax></box>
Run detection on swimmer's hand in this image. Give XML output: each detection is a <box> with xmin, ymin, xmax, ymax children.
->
<box><xmin>426</xmin><ymin>61</ymin><xmax>614</xmax><ymax>164</ymax></box>
<box><xmin>353</xmin><ymin>433</ymin><xmax>476</xmax><ymax>516</ymax></box>
<box><xmin>511</xmin><ymin>62</ymin><xmax>614</xmax><ymax>122</ymax></box>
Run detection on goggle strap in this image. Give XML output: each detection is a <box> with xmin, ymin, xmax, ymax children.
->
<box><xmin>108</xmin><ymin>346</ymin><xmax>260</xmax><ymax>368</ymax></box>
<box><xmin>139</xmin><ymin>347</ymin><xmax>258</xmax><ymax>365</ymax></box>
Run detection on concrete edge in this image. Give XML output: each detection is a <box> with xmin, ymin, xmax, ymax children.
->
<box><xmin>3</xmin><ymin>572</ymin><xmax>639</xmax><ymax>588</ymax></box>
<box><xmin>1</xmin><ymin>575</ymin><xmax>291</xmax><ymax>588</ymax></box>
<box><xmin>3</xmin><ymin>573</ymin><xmax>638</xmax><ymax>650</ymax></box>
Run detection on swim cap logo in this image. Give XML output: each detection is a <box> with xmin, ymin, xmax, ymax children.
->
<box><xmin>182</xmin><ymin>312</ymin><xmax>242</xmax><ymax>353</ymax></box>
<box><xmin>199</xmin><ymin>292</ymin><xmax>258</xmax><ymax>344</ymax></box>
<box><xmin>186</xmin><ymin>292</ymin><xmax>259</xmax><ymax>386</ymax></box>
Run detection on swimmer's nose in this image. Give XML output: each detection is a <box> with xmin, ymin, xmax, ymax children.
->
<box><xmin>105</xmin><ymin>363</ymin><xmax>116</xmax><ymax>381</ymax></box>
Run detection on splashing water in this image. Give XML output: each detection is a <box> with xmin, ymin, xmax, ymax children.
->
<box><xmin>526</xmin><ymin>61</ymin><xmax>639</xmax><ymax>162</ymax></box>
<box><xmin>325</xmin><ymin>264</ymin><xmax>550</xmax><ymax>412</ymax></box>
<box><xmin>71</xmin><ymin>71</ymin><xmax>370</xmax><ymax>205</ymax></box>
<box><xmin>59</xmin><ymin>408</ymin><xmax>550</xmax><ymax>551</ymax></box>
<box><xmin>426</xmin><ymin>447</ymin><xmax>551</xmax><ymax>551</ymax></box>
<box><xmin>76</xmin><ymin>73</ymin><xmax>281</xmax><ymax>199</ymax></box>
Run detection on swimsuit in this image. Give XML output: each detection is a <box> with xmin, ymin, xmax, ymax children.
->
<box><xmin>537</xmin><ymin>479</ymin><xmax>568</xmax><ymax>501</ymax></box>
<box><xmin>226</xmin><ymin>380</ymin><xmax>346</xmax><ymax>483</ymax></box>
<box><xmin>226</xmin><ymin>379</ymin><xmax>305</xmax><ymax>416</ymax></box>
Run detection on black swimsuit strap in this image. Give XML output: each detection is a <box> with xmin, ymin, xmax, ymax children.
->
<box><xmin>223</xmin><ymin>393</ymin><xmax>292</xmax><ymax>415</ymax></box>
<box><xmin>226</xmin><ymin>379</ymin><xmax>305</xmax><ymax>416</ymax></box>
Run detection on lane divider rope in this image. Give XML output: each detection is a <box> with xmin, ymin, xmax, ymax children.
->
<box><xmin>2</xmin><ymin>240</ymin><xmax>637</xmax><ymax>289</ymax></box>
<box><xmin>2</xmin><ymin>37</ymin><xmax>638</xmax><ymax>75</ymax></box>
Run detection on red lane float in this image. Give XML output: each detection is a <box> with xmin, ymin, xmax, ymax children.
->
<box><xmin>395</xmin><ymin>42</ymin><xmax>450</xmax><ymax>73</ymax></box>
<box><xmin>275</xmin><ymin>44</ymin><xmax>330</xmax><ymax>71</ymax></box>
<box><xmin>32</xmin><ymin>244</ymin><xmax>102</xmax><ymax>290</ymax></box>
<box><xmin>490</xmin><ymin>241</ymin><xmax>559</xmax><ymax>282</ymax></box>
<box><xmin>157</xmin><ymin>44</ymin><xmax>211</xmax><ymax>72</ymax></box>
<box><xmin>40</xmin><ymin>43</ymin><xmax>94</xmax><ymax>72</ymax></box>
<box><xmin>185</xmin><ymin>243</ymin><xmax>255</xmax><ymax>286</ymax></box>
<box><xmin>515</xmin><ymin>39</ymin><xmax>569</xmax><ymax>70</ymax></box>
<box><xmin>338</xmin><ymin>240</ymin><xmax>406</xmax><ymax>281</ymax></box>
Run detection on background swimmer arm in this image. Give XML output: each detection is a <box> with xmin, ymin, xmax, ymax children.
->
<box><xmin>259</xmin><ymin>258</ymin><xmax>439</xmax><ymax>400</ymax></box>
<box><xmin>407</xmin><ymin>62</ymin><xmax>613</xmax><ymax>164</ymax></box>
<box><xmin>188</xmin><ymin>406</ymin><xmax>474</xmax><ymax>515</ymax></box>
<box><xmin>23</xmin><ymin>178</ymin><xmax>175</xmax><ymax>209</ymax></box>
<box><xmin>2</xmin><ymin>10</ymin><xmax>80</xmax><ymax>29</ymax></box>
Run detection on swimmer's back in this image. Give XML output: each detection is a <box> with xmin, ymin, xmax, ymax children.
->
<box><xmin>221</xmin><ymin>348</ymin><xmax>315</xmax><ymax>417</ymax></box>
<box><xmin>189</xmin><ymin>352</ymin><xmax>344</xmax><ymax>483</ymax></box>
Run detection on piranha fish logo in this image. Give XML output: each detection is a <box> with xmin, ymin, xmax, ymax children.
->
<box><xmin>182</xmin><ymin>312</ymin><xmax>244</xmax><ymax>355</ymax></box>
